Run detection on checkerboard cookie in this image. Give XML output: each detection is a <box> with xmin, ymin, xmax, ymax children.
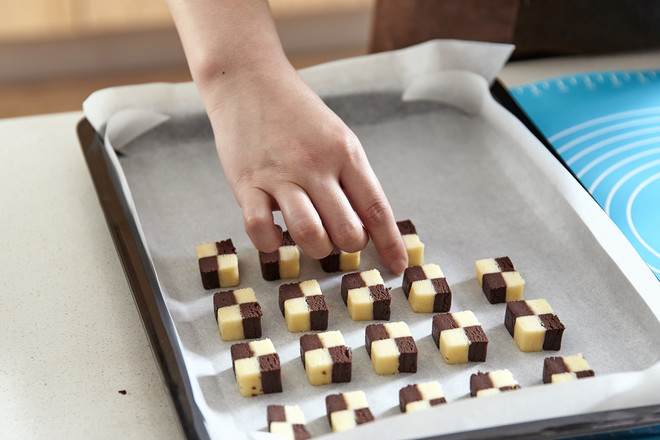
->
<box><xmin>279</xmin><ymin>279</ymin><xmax>328</xmax><ymax>332</ymax></box>
<box><xmin>196</xmin><ymin>239</ymin><xmax>239</xmax><ymax>289</ymax></box>
<box><xmin>432</xmin><ymin>311</ymin><xmax>488</xmax><ymax>364</ymax></box>
<box><xmin>300</xmin><ymin>330</ymin><xmax>352</xmax><ymax>386</ymax></box>
<box><xmin>325</xmin><ymin>391</ymin><xmax>374</xmax><ymax>432</ymax></box>
<box><xmin>470</xmin><ymin>369</ymin><xmax>520</xmax><ymax>397</ymax></box>
<box><xmin>399</xmin><ymin>381</ymin><xmax>446</xmax><ymax>413</ymax></box>
<box><xmin>402</xmin><ymin>264</ymin><xmax>451</xmax><ymax>313</ymax></box>
<box><xmin>505</xmin><ymin>299</ymin><xmax>565</xmax><ymax>352</ymax></box>
<box><xmin>341</xmin><ymin>269</ymin><xmax>391</xmax><ymax>321</ymax></box>
<box><xmin>259</xmin><ymin>231</ymin><xmax>299</xmax><ymax>281</ymax></box>
<box><xmin>475</xmin><ymin>256</ymin><xmax>525</xmax><ymax>303</ymax></box>
<box><xmin>213</xmin><ymin>287</ymin><xmax>262</xmax><ymax>341</ymax></box>
<box><xmin>231</xmin><ymin>339</ymin><xmax>282</xmax><ymax>397</ymax></box>
<box><xmin>365</xmin><ymin>322</ymin><xmax>418</xmax><ymax>375</ymax></box>
<box><xmin>543</xmin><ymin>354</ymin><xmax>594</xmax><ymax>384</ymax></box>
<box><xmin>267</xmin><ymin>405</ymin><xmax>311</xmax><ymax>440</ymax></box>
<box><xmin>319</xmin><ymin>244</ymin><xmax>360</xmax><ymax>272</ymax></box>
<box><xmin>397</xmin><ymin>220</ymin><xmax>424</xmax><ymax>266</ymax></box>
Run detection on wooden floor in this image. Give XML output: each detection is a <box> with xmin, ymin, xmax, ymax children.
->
<box><xmin>0</xmin><ymin>49</ymin><xmax>364</xmax><ymax>120</ymax></box>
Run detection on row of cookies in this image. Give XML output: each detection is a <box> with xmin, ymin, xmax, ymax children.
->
<box><xmin>266</xmin><ymin>353</ymin><xmax>595</xmax><ymax>439</ymax></box>
<box><xmin>196</xmin><ymin>220</ymin><xmax>523</xmax><ymax>310</ymax></box>
<box><xmin>196</xmin><ymin>231</ymin><xmax>356</xmax><ymax>288</ymax></box>
<box><xmin>211</xmin><ymin>269</ymin><xmax>391</xmax><ymax>342</ymax></box>
<box><xmin>196</xmin><ymin>220</ymin><xmax>423</xmax><ymax>289</ymax></box>
<box><xmin>229</xmin><ymin>303</ymin><xmax>569</xmax><ymax>399</ymax></box>
<box><xmin>211</xmin><ymin>260</ymin><xmax>547</xmax><ymax>339</ymax></box>
<box><xmin>228</xmin><ymin>324</ymin><xmax>414</xmax><ymax>398</ymax></box>
<box><xmin>215</xmin><ymin>280</ymin><xmax>567</xmax><ymax>368</ymax></box>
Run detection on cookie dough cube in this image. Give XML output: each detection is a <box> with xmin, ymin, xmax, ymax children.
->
<box><xmin>341</xmin><ymin>269</ymin><xmax>391</xmax><ymax>321</ymax></box>
<box><xmin>197</xmin><ymin>239</ymin><xmax>239</xmax><ymax>289</ymax></box>
<box><xmin>397</xmin><ymin>220</ymin><xmax>424</xmax><ymax>266</ymax></box>
<box><xmin>259</xmin><ymin>231</ymin><xmax>300</xmax><ymax>281</ymax></box>
<box><xmin>320</xmin><ymin>244</ymin><xmax>361</xmax><ymax>272</ymax></box>
<box><xmin>505</xmin><ymin>299</ymin><xmax>565</xmax><ymax>352</ymax></box>
<box><xmin>543</xmin><ymin>354</ymin><xmax>595</xmax><ymax>384</ymax></box>
<box><xmin>214</xmin><ymin>288</ymin><xmax>263</xmax><ymax>341</ymax></box>
<box><xmin>279</xmin><ymin>280</ymin><xmax>329</xmax><ymax>332</ymax></box>
<box><xmin>300</xmin><ymin>330</ymin><xmax>352</xmax><ymax>385</ymax></box>
<box><xmin>402</xmin><ymin>264</ymin><xmax>451</xmax><ymax>313</ymax></box>
<box><xmin>475</xmin><ymin>256</ymin><xmax>525</xmax><ymax>303</ymax></box>
<box><xmin>231</xmin><ymin>339</ymin><xmax>282</xmax><ymax>397</ymax></box>
<box><xmin>325</xmin><ymin>391</ymin><xmax>374</xmax><ymax>432</ymax></box>
<box><xmin>470</xmin><ymin>369</ymin><xmax>520</xmax><ymax>397</ymax></box>
<box><xmin>399</xmin><ymin>381</ymin><xmax>446</xmax><ymax>413</ymax></box>
<box><xmin>365</xmin><ymin>322</ymin><xmax>418</xmax><ymax>375</ymax></box>
<box><xmin>432</xmin><ymin>311</ymin><xmax>488</xmax><ymax>364</ymax></box>
<box><xmin>267</xmin><ymin>405</ymin><xmax>311</xmax><ymax>440</ymax></box>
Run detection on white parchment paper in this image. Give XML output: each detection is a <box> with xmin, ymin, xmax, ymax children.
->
<box><xmin>83</xmin><ymin>40</ymin><xmax>660</xmax><ymax>440</ymax></box>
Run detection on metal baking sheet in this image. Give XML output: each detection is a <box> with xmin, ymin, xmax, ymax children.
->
<box><xmin>81</xmin><ymin>41</ymin><xmax>660</xmax><ymax>440</ymax></box>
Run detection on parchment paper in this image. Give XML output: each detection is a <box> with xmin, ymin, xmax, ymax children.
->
<box><xmin>83</xmin><ymin>40</ymin><xmax>660</xmax><ymax>440</ymax></box>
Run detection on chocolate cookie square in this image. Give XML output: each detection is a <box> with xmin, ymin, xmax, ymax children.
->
<box><xmin>300</xmin><ymin>330</ymin><xmax>352</xmax><ymax>385</ymax></box>
<box><xmin>319</xmin><ymin>244</ymin><xmax>360</xmax><ymax>272</ymax></box>
<box><xmin>365</xmin><ymin>321</ymin><xmax>418</xmax><ymax>375</ymax></box>
<box><xmin>397</xmin><ymin>220</ymin><xmax>424</xmax><ymax>266</ymax></box>
<box><xmin>475</xmin><ymin>256</ymin><xmax>525</xmax><ymax>303</ymax></box>
<box><xmin>543</xmin><ymin>354</ymin><xmax>594</xmax><ymax>384</ymax></box>
<box><xmin>470</xmin><ymin>369</ymin><xmax>521</xmax><ymax>397</ymax></box>
<box><xmin>399</xmin><ymin>381</ymin><xmax>446</xmax><ymax>413</ymax></box>
<box><xmin>231</xmin><ymin>338</ymin><xmax>282</xmax><ymax>397</ymax></box>
<box><xmin>196</xmin><ymin>239</ymin><xmax>238</xmax><ymax>289</ymax></box>
<box><xmin>259</xmin><ymin>231</ymin><xmax>299</xmax><ymax>281</ymax></box>
<box><xmin>432</xmin><ymin>311</ymin><xmax>488</xmax><ymax>364</ymax></box>
<box><xmin>505</xmin><ymin>298</ymin><xmax>565</xmax><ymax>352</ymax></box>
<box><xmin>214</xmin><ymin>287</ymin><xmax>263</xmax><ymax>341</ymax></box>
<box><xmin>402</xmin><ymin>264</ymin><xmax>451</xmax><ymax>313</ymax></box>
<box><xmin>267</xmin><ymin>405</ymin><xmax>311</xmax><ymax>440</ymax></box>
<box><xmin>341</xmin><ymin>269</ymin><xmax>391</xmax><ymax>321</ymax></box>
<box><xmin>279</xmin><ymin>279</ymin><xmax>328</xmax><ymax>332</ymax></box>
<box><xmin>325</xmin><ymin>391</ymin><xmax>374</xmax><ymax>432</ymax></box>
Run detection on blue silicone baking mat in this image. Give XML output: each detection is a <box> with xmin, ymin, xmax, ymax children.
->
<box><xmin>510</xmin><ymin>70</ymin><xmax>660</xmax><ymax>281</ymax></box>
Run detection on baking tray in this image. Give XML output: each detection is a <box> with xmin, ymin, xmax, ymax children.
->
<box><xmin>78</xmin><ymin>41</ymin><xmax>660</xmax><ymax>439</ymax></box>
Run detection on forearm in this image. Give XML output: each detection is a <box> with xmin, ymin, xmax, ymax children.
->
<box><xmin>165</xmin><ymin>0</ymin><xmax>408</xmax><ymax>272</ymax></box>
<box><xmin>166</xmin><ymin>0</ymin><xmax>294</xmax><ymax>112</ymax></box>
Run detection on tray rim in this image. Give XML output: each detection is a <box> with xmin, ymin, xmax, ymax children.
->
<box><xmin>77</xmin><ymin>118</ymin><xmax>208</xmax><ymax>440</ymax></box>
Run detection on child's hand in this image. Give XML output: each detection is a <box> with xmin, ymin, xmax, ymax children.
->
<box><xmin>207</xmin><ymin>65</ymin><xmax>408</xmax><ymax>274</ymax></box>
<box><xmin>166</xmin><ymin>0</ymin><xmax>407</xmax><ymax>273</ymax></box>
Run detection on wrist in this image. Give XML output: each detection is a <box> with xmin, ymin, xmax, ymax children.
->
<box><xmin>196</xmin><ymin>51</ymin><xmax>305</xmax><ymax>124</ymax></box>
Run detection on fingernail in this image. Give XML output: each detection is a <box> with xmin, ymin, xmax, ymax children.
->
<box><xmin>391</xmin><ymin>258</ymin><xmax>408</xmax><ymax>275</ymax></box>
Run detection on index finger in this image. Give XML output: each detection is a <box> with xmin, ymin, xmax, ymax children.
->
<box><xmin>340</xmin><ymin>157</ymin><xmax>407</xmax><ymax>274</ymax></box>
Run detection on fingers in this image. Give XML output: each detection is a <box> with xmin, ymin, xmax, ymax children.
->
<box><xmin>238</xmin><ymin>180</ymin><xmax>364</xmax><ymax>260</ymax></box>
<box><xmin>307</xmin><ymin>182</ymin><xmax>368</xmax><ymax>254</ymax></box>
<box><xmin>238</xmin><ymin>187</ymin><xmax>282</xmax><ymax>253</ymax></box>
<box><xmin>237</xmin><ymin>159</ymin><xmax>404</xmax><ymax>272</ymax></box>
<box><xmin>341</xmin><ymin>159</ymin><xmax>408</xmax><ymax>275</ymax></box>
<box><xmin>274</xmin><ymin>183</ymin><xmax>334</xmax><ymax>259</ymax></box>
<box><xmin>239</xmin><ymin>175</ymin><xmax>402</xmax><ymax>271</ymax></box>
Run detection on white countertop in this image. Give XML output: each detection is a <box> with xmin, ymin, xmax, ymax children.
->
<box><xmin>1</xmin><ymin>49</ymin><xmax>658</xmax><ymax>439</ymax></box>
<box><xmin>0</xmin><ymin>112</ymin><xmax>183</xmax><ymax>439</ymax></box>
